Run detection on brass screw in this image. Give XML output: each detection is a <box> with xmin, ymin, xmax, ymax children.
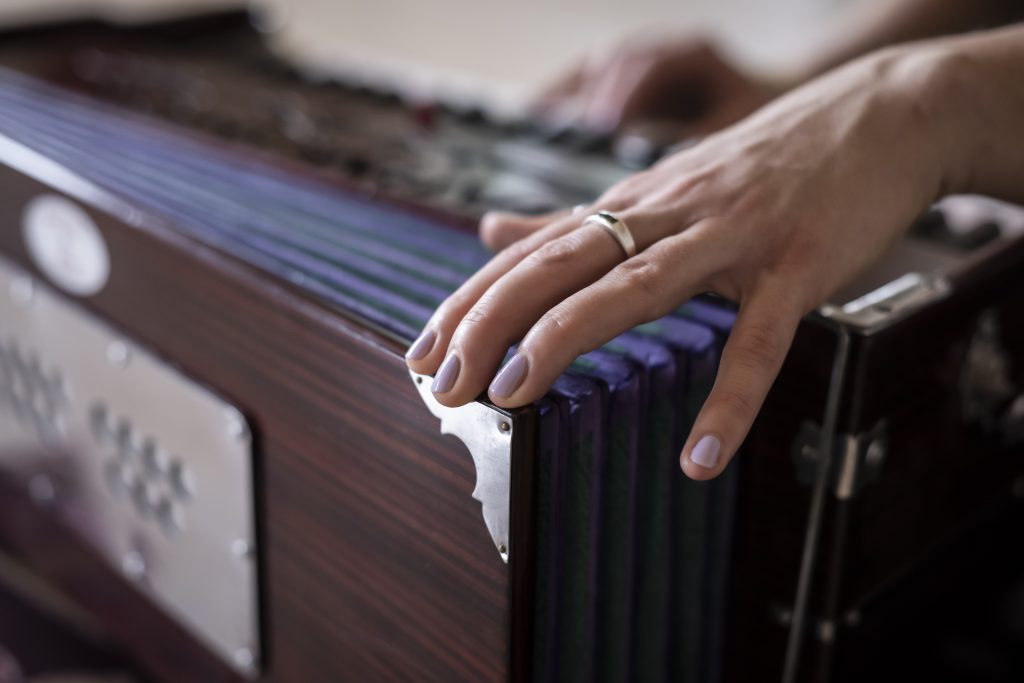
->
<box><xmin>499</xmin><ymin>421</ymin><xmax>511</xmax><ymax>433</ymax></box>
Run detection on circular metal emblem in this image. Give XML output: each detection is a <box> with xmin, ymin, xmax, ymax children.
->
<box><xmin>22</xmin><ymin>194</ymin><xmax>110</xmax><ymax>297</ymax></box>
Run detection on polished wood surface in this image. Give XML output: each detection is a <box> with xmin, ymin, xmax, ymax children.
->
<box><xmin>0</xmin><ymin>164</ymin><xmax>522</xmax><ymax>683</ymax></box>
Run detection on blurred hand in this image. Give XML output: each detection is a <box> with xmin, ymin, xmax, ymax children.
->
<box><xmin>533</xmin><ymin>37</ymin><xmax>785</xmax><ymax>135</ymax></box>
<box><xmin>406</xmin><ymin>45</ymin><xmax>959</xmax><ymax>479</ymax></box>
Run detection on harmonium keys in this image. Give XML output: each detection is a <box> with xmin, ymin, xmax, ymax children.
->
<box><xmin>1</xmin><ymin>17</ymin><xmax>1024</xmax><ymax>683</ymax></box>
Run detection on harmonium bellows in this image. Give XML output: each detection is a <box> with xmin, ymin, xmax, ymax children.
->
<box><xmin>0</xmin><ymin>11</ymin><xmax>1023</xmax><ymax>683</ymax></box>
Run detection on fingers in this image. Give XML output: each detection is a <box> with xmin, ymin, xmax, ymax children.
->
<box><xmin>424</xmin><ymin>209</ymin><xmax>676</xmax><ymax>405</ymax></box>
<box><xmin>405</xmin><ymin>210</ymin><xmax>585</xmax><ymax>372</ymax></box>
<box><xmin>479</xmin><ymin>209</ymin><xmax>568</xmax><ymax>252</ymax></box>
<box><xmin>581</xmin><ymin>53</ymin><xmax>654</xmax><ymax>131</ymax></box>
<box><xmin>487</xmin><ymin>229</ymin><xmax>724</xmax><ymax>407</ymax></box>
<box><xmin>428</xmin><ymin>227</ymin><xmax>624</xmax><ymax>406</ymax></box>
<box><xmin>532</xmin><ymin>62</ymin><xmax>586</xmax><ymax>116</ymax></box>
<box><xmin>414</xmin><ymin>207</ymin><xmax>686</xmax><ymax>407</ymax></box>
<box><xmin>680</xmin><ymin>285</ymin><xmax>802</xmax><ymax>480</ymax></box>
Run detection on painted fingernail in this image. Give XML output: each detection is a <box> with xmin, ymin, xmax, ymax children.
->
<box><xmin>489</xmin><ymin>354</ymin><xmax>529</xmax><ymax>398</ymax></box>
<box><xmin>405</xmin><ymin>328</ymin><xmax>436</xmax><ymax>361</ymax></box>
<box><xmin>690</xmin><ymin>435</ymin><xmax>721</xmax><ymax>469</ymax></box>
<box><xmin>432</xmin><ymin>354</ymin><xmax>461</xmax><ymax>394</ymax></box>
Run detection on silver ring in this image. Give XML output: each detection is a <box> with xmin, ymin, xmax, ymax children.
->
<box><xmin>582</xmin><ymin>210</ymin><xmax>637</xmax><ymax>259</ymax></box>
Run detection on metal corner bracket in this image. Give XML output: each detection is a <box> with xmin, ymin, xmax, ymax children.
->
<box><xmin>410</xmin><ymin>370</ymin><xmax>513</xmax><ymax>563</ymax></box>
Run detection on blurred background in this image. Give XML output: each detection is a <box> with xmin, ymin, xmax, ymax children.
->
<box><xmin>0</xmin><ymin>0</ymin><xmax>840</xmax><ymax>112</ymax></box>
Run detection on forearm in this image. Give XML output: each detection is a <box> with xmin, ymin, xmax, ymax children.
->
<box><xmin>914</xmin><ymin>23</ymin><xmax>1024</xmax><ymax>204</ymax></box>
<box><xmin>797</xmin><ymin>0</ymin><xmax>1022</xmax><ymax>81</ymax></box>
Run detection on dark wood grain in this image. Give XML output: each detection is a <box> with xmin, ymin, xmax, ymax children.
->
<box><xmin>0</xmin><ymin>164</ymin><xmax>524</xmax><ymax>683</ymax></box>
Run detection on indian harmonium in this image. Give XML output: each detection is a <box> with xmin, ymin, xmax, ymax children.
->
<box><xmin>0</xmin><ymin>11</ymin><xmax>1023</xmax><ymax>683</ymax></box>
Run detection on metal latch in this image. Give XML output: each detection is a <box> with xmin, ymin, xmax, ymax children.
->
<box><xmin>791</xmin><ymin>420</ymin><xmax>888</xmax><ymax>499</ymax></box>
<box><xmin>820</xmin><ymin>272</ymin><xmax>951</xmax><ymax>334</ymax></box>
<box><xmin>410</xmin><ymin>371</ymin><xmax>514</xmax><ymax>563</ymax></box>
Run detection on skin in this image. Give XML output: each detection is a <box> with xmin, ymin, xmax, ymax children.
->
<box><xmin>531</xmin><ymin>38</ymin><xmax>782</xmax><ymax>136</ymax></box>
<box><xmin>530</xmin><ymin>0</ymin><xmax>1021</xmax><ymax>136</ymax></box>
<box><xmin>405</xmin><ymin>24</ymin><xmax>1024</xmax><ymax>480</ymax></box>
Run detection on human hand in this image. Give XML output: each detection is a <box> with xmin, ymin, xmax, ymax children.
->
<box><xmin>533</xmin><ymin>37</ymin><xmax>786</xmax><ymax>136</ymax></box>
<box><xmin>407</xmin><ymin>46</ymin><xmax>958</xmax><ymax>479</ymax></box>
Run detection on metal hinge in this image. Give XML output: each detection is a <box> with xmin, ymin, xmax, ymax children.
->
<box><xmin>791</xmin><ymin>420</ymin><xmax>888</xmax><ymax>500</ymax></box>
<box><xmin>770</xmin><ymin>602</ymin><xmax>862</xmax><ymax>643</ymax></box>
<box><xmin>410</xmin><ymin>371</ymin><xmax>513</xmax><ymax>563</ymax></box>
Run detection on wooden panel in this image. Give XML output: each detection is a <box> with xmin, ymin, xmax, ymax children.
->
<box><xmin>0</xmin><ymin>165</ymin><xmax>517</xmax><ymax>683</ymax></box>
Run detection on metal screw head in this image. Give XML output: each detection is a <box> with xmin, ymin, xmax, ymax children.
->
<box><xmin>121</xmin><ymin>550</ymin><xmax>146</xmax><ymax>581</ymax></box>
<box><xmin>106</xmin><ymin>341</ymin><xmax>131</xmax><ymax>368</ymax></box>
<box><xmin>233</xmin><ymin>647</ymin><xmax>256</xmax><ymax>672</ymax></box>
<box><xmin>498</xmin><ymin>543</ymin><xmax>508</xmax><ymax>561</ymax></box>
<box><xmin>231</xmin><ymin>539</ymin><xmax>253</xmax><ymax>559</ymax></box>
<box><xmin>498</xmin><ymin>421</ymin><xmax>511</xmax><ymax>434</ymax></box>
<box><xmin>226</xmin><ymin>409</ymin><xmax>249</xmax><ymax>440</ymax></box>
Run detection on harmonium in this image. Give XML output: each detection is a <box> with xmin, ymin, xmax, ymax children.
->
<box><xmin>0</xmin><ymin>9</ymin><xmax>1023</xmax><ymax>683</ymax></box>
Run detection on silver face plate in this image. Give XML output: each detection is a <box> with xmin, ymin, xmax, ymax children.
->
<box><xmin>0</xmin><ymin>255</ymin><xmax>260</xmax><ymax>676</ymax></box>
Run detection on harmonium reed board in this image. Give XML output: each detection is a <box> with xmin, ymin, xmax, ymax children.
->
<box><xmin>0</xmin><ymin>11</ymin><xmax>1023</xmax><ymax>683</ymax></box>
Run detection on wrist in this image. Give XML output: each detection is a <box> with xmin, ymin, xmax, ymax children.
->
<box><xmin>886</xmin><ymin>42</ymin><xmax>980</xmax><ymax>199</ymax></box>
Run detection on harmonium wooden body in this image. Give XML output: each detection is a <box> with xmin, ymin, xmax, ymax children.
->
<box><xmin>0</xmin><ymin>10</ymin><xmax>1022</xmax><ymax>683</ymax></box>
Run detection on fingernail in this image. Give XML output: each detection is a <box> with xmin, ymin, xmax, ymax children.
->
<box><xmin>405</xmin><ymin>328</ymin><xmax>436</xmax><ymax>361</ymax></box>
<box><xmin>432</xmin><ymin>354</ymin><xmax>461</xmax><ymax>394</ymax></box>
<box><xmin>689</xmin><ymin>435</ymin><xmax>721</xmax><ymax>469</ymax></box>
<box><xmin>489</xmin><ymin>354</ymin><xmax>529</xmax><ymax>398</ymax></box>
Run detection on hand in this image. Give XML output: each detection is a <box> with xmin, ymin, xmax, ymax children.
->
<box><xmin>533</xmin><ymin>37</ymin><xmax>786</xmax><ymax>135</ymax></box>
<box><xmin>406</xmin><ymin>46</ymin><xmax>957</xmax><ymax>479</ymax></box>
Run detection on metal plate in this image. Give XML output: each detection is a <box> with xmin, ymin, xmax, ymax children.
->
<box><xmin>0</xmin><ymin>255</ymin><xmax>260</xmax><ymax>676</ymax></box>
<box><xmin>410</xmin><ymin>370</ymin><xmax>513</xmax><ymax>562</ymax></box>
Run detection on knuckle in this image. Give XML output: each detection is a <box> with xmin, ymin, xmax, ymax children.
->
<box><xmin>450</xmin><ymin>303</ymin><xmax>504</xmax><ymax>350</ymax></box>
<box><xmin>602</xmin><ymin>171</ymin><xmax>651</xmax><ymax>203</ymax></box>
<box><xmin>529</xmin><ymin>308</ymin><xmax>576</xmax><ymax>349</ymax></box>
<box><xmin>434</xmin><ymin>290</ymin><xmax>472</xmax><ymax>321</ymax></box>
<box><xmin>452</xmin><ymin>289</ymin><xmax>500</xmax><ymax>336</ymax></box>
<box><xmin>498</xmin><ymin>236</ymin><xmax>537</xmax><ymax>265</ymax></box>
<box><xmin>732</xmin><ymin>322</ymin><xmax>786</xmax><ymax>371</ymax></box>
<box><xmin>716</xmin><ymin>387</ymin><xmax>758</xmax><ymax>417</ymax></box>
<box><xmin>614</xmin><ymin>257</ymin><xmax>664</xmax><ymax>313</ymax></box>
<box><xmin>524</xmin><ymin>232</ymin><xmax>588</xmax><ymax>269</ymax></box>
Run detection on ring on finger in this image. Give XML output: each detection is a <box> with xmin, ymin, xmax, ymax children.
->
<box><xmin>582</xmin><ymin>210</ymin><xmax>638</xmax><ymax>259</ymax></box>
